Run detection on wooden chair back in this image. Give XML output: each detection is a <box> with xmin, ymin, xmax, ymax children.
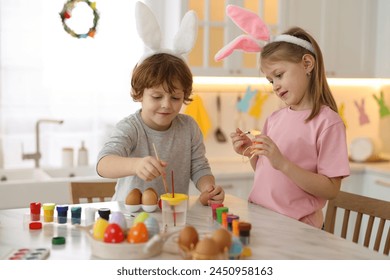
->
<box><xmin>70</xmin><ymin>181</ymin><xmax>116</xmax><ymax>204</ymax></box>
<box><xmin>324</xmin><ymin>191</ymin><xmax>390</xmax><ymax>255</ymax></box>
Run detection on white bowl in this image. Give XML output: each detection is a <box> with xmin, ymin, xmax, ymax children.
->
<box><xmin>88</xmin><ymin>232</ymin><xmax>164</xmax><ymax>259</ymax></box>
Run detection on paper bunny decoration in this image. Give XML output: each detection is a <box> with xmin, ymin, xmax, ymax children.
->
<box><xmin>338</xmin><ymin>102</ymin><xmax>348</xmax><ymax>129</ymax></box>
<box><xmin>354</xmin><ymin>98</ymin><xmax>370</xmax><ymax>125</ymax></box>
<box><xmin>237</xmin><ymin>85</ymin><xmax>258</xmax><ymax>113</ymax></box>
<box><xmin>373</xmin><ymin>91</ymin><xmax>390</xmax><ymax>118</ymax></box>
<box><xmin>214</xmin><ymin>5</ymin><xmax>270</xmax><ymax>61</ymax></box>
<box><xmin>135</xmin><ymin>1</ymin><xmax>198</xmax><ymax>63</ymax></box>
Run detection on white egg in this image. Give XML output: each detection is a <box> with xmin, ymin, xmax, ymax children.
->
<box><xmin>109</xmin><ymin>211</ymin><xmax>127</xmax><ymax>231</ymax></box>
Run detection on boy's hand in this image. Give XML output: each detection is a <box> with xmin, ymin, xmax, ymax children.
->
<box><xmin>199</xmin><ymin>185</ymin><xmax>225</xmax><ymax>206</ymax></box>
<box><xmin>134</xmin><ymin>156</ymin><xmax>168</xmax><ymax>181</ymax></box>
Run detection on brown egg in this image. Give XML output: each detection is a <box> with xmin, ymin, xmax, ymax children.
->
<box><xmin>212</xmin><ymin>228</ymin><xmax>232</xmax><ymax>253</ymax></box>
<box><xmin>193</xmin><ymin>238</ymin><xmax>220</xmax><ymax>260</ymax></box>
<box><xmin>142</xmin><ymin>188</ymin><xmax>158</xmax><ymax>205</ymax></box>
<box><xmin>125</xmin><ymin>188</ymin><xmax>142</xmax><ymax>205</ymax></box>
<box><xmin>178</xmin><ymin>226</ymin><xmax>199</xmax><ymax>251</ymax></box>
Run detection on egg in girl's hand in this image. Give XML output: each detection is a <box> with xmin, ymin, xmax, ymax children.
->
<box><xmin>127</xmin><ymin>222</ymin><xmax>148</xmax><ymax>243</ymax></box>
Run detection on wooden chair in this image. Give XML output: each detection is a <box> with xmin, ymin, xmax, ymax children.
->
<box><xmin>70</xmin><ymin>181</ymin><xmax>116</xmax><ymax>204</ymax></box>
<box><xmin>324</xmin><ymin>191</ymin><xmax>390</xmax><ymax>255</ymax></box>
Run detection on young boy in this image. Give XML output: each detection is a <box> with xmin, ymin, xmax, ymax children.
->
<box><xmin>97</xmin><ymin>53</ymin><xmax>224</xmax><ymax>205</ymax></box>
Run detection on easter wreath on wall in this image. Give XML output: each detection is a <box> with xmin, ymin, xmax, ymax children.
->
<box><xmin>59</xmin><ymin>0</ymin><xmax>99</xmax><ymax>38</ymax></box>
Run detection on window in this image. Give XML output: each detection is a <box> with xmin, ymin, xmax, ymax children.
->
<box><xmin>0</xmin><ymin>0</ymin><xmax>143</xmax><ymax>168</ymax></box>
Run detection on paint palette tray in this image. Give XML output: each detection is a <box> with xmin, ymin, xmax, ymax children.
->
<box><xmin>5</xmin><ymin>248</ymin><xmax>50</xmax><ymax>260</ymax></box>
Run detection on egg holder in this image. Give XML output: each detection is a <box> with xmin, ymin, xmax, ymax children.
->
<box><xmin>124</xmin><ymin>203</ymin><xmax>158</xmax><ymax>213</ymax></box>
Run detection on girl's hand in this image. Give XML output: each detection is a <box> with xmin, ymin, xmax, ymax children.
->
<box><xmin>230</xmin><ymin>128</ymin><xmax>253</xmax><ymax>156</ymax></box>
<box><xmin>134</xmin><ymin>156</ymin><xmax>168</xmax><ymax>181</ymax></box>
<box><xmin>251</xmin><ymin>135</ymin><xmax>286</xmax><ymax>171</ymax></box>
<box><xmin>199</xmin><ymin>185</ymin><xmax>225</xmax><ymax>206</ymax></box>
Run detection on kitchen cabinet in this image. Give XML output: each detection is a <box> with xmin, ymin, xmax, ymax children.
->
<box><xmin>182</xmin><ymin>0</ymin><xmax>280</xmax><ymax>77</ymax></box>
<box><xmin>340</xmin><ymin>170</ymin><xmax>364</xmax><ymax>195</ymax></box>
<box><xmin>280</xmin><ymin>0</ymin><xmax>377</xmax><ymax>78</ymax></box>
<box><xmin>362</xmin><ymin>169</ymin><xmax>390</xmax><ymax>201</ymax></box>
<box><xmin>189</xmin><ymin>176</ymin><xmax>252</xmax><ymax>200</ymax></box>
<box><xmin>375</xmin><ymin>0</ymin><xmax>390</xmax><ymax>77</ymax></box>
<box><xmin>214</xmin><ymin>176</ymin><xmax>253</xmax><ymax>200</ymax></box>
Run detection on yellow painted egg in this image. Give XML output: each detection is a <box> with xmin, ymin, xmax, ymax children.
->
<box><xmin>142</xmin><ymin>188</ymin><xmax>158</xmax><ymax>205</ymax></box>
<box><xmin>125</xmin><ymin>188</ymin><xmax>142</xmax><ymax>205</ymax></box>
<box><xmin>127</xmin><ymin>222</ymin><xmax>148</xmax><ymax>243</ymax></box>
<box><xmin>92</xmin><ymin>218</ymin><xmax>109</xmax><ymax>241</ymax></box>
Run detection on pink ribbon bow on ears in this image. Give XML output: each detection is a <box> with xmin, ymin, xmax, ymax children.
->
<box><xmin>214</xmin><ymin>5</ymin><xmax>270</xmax><ymax>61</ymax></box>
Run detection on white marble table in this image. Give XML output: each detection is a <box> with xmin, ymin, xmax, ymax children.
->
<box><xmin>0</xmin><ymin>195</ymin><xmax>388</xmax><ymax>260</ymax></box>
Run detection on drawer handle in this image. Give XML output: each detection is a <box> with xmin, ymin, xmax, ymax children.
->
<box><xmin>375</xmin><ymin>180</ymin><xmax>390</xmax><ymax>187</ymax></box>
<box><xmin>221</xmin><ymin>184</ymin><xmax>233</xmax><ymax>189</ymax></box>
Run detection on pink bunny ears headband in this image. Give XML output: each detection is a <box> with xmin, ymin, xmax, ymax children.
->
<box><xmin>135</xmin><ymin>2</ymin><xmax>198</xmax><ymax>63</ymax></box>
<box><xmin>214</xmin><ymin>5</ymin><xmax>315</xmax><ymax>61</ymax></box>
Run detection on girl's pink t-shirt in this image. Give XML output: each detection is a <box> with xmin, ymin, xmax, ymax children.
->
<box><xmin>248</xmin><ymin>106</ymin><xmax>350</xmax><ymax>228</ymax></box>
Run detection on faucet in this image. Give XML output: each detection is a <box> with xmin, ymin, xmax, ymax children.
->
<box><xmin>22</xmin><ymin>119</ymin><xmax>64</xmax><ymax>168</ymax></box>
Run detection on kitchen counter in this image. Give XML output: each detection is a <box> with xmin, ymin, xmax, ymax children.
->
<box><xmin>0</xmin><ymin>194</ymin><xmax>388</xmax><ymax>260</ymax></box>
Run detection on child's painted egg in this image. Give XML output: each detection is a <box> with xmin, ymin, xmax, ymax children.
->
<box><xmin>109</xmin><ymin>211</ymin><xmax>127</xmax><ymax>231</ymax></box>
<box><xmin>127</xmin><ymin>222</ymin><xmax>148</xmax><ymax>243</ymax></box>
<box><xmin>133</xmin><ymin>211</ymin><xmax>149</xmax><ymax>225</ymax></box>
<box><xmin>228</xmin><ymin>237</ymin><xmax>243</xmax><ymax>259</ymax></box>
<box><xmin>144</xmin><ymin>216</ymin><xmax>160</xmax><ymax>238</ymax></box>
<box><xmin>104</xmin><ymin>223</ymin><xmax>125</xmax><ymax>243</ymax></box>
<box><xmin>92</xmin><ymin>218</ymin><xmax>109</xmax><ymax>241</ymax></box>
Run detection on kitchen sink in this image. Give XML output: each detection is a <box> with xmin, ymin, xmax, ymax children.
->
<box><xmin>42</xmin><ymin>166</ymin><xmax>98</xmax><ymax>178</ymax></box>
<box><xmin>0</xmin><ymin>168</ymin><xmax>51</xmax><ymax>182</ymax></box>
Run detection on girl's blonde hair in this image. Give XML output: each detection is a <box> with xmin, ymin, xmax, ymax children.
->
<box><xmin>261</xmin><ymin>27</ymin><xmax>337</xmax><ymax>121</ymax></box>
<box><xmin>131</xmin><ymin>53</ymin><xmax>193</xmax><ymax>104</ymax></box>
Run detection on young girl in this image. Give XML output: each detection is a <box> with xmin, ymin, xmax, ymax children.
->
<box><xmin>218</xmin><ymin>6</ymin><xmax>350</xmax><ymax>228</ymax></box>
<box><xmin>97</xmin><ymin>2</ymin><xmax>224</xmax><ymax>206</ymax></box>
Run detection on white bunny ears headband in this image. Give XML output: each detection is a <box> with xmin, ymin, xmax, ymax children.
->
<box><xmin>214</xmin><ymin>5</ymin><xmax>315</xmax><ymax>61</ymax></box>
<box><xmin>135</xmin><ymin>1</ymin><xmax>198</xmax><ymax>63</ymax></box>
